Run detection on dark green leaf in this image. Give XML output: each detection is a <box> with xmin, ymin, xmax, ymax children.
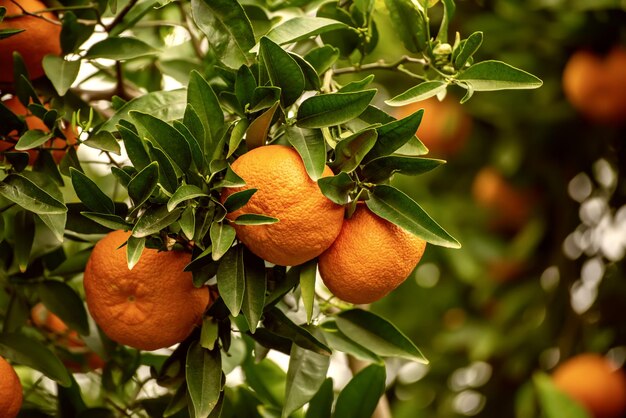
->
<box><xmin>191</xmin><ymin>0</ymin><xmax>255</xmax><ymax>68</ymax></box>
<box><xmin>456</xmin><ymin>60</ymin><xmax>543</xmax><ymax>91</ymax></box>
<box><xmin>60</xmin><ymin>12</ymin><xmax>95</xmax><ymax>54</ymax></box>
<box><xmin>246</xmin><ymin>101</ymin><xmax>279</xmax><ymax>149</ymax></box>
<box><xmin>305</xmin><ymin>378</ymin><xmax>334</xmax><ymax>418</ymax></box>
<box><xmin>367</xmin><ymin>184</ymin><xmax>460</xmax><ymax>248</ymax></box>
<box><xmin>83</xmin><ymin>131</ymin><xmax>121</xmax><ymax>155</ymax></box>
<box><xmin>242</xmin><ymin>248</ymin><xmax>266</xmax><ymax>333</ymax></box>
<box><xmin>361</xmin><ymin>156</ymin><xmax>444</xmax><ymax>183</ymax></box>
<box><xmin>365</xmin><ymin>109</ymin><xmax>425</xmax><ymax>161</ymax></box>
<box><xmin>300</xmin><ymin>260</ymin><xmax>316</xmax><ymax>324</ymax></box>
<box><xmin>297</xmin><ymin>90</ymin><xmax>376</xmax><ymax>129</ymax></box>
<box><xmin>15</xmin><ymin>130</ymin><xmax>53</xmax><ymax>151</ymax></box>
<box><xmin>385</xmin><ymin>81</ymin><xmax>448</xmax><ymax>106</ymax></box>
<box><xmin>304</xmin><ymin>45</ymin><xmax>339</xmax><ymax>74</ymax></box>
<box><xmin>174</xmin><ymin>121</ymin><xmax>204</xmax><ymax>170</ymax></box>
<box><xmin>70</xmin><ymin>168</ymin><xmax>115</xmax><ymax>214</ymax></box>
<box><xmin>250</xmin><ymin>86</ymin><xmax>282</xmax><ymax>113</ymax></box>
<box><xmin>128</xmin><ymin>162</ymin><xmax>159</xmax><ymax>207</ymax></box>
<box><xmin>284</xmin><ymin>126</ymin><xmax>326</xmax><ymax>181</ymax></box>
<box><xmin>210</xmin><ymin>222</ymin><xmax>236</xmax><ymax>261</ymax></box>
<box><xmin>383</xmin><ymin>0</ymin><xmax>429</xmax><ymax>53</ymax></box>
<box><xmin>119</xmin><ymin>125</ymin><xmax>150</xmax><ymax>170</ymax></box>
<box><xmin>42</xmin><ymin>56</ymin><xmax>80</xmax><ymax>96</ymax></box>
<box><xmin>322</xmin><ymin>321</ymin><xmax>381</xmax><ymax>363</ymax></box>
<box><xmin>0</xmin><ymin>28</ymin><xmax>24</xmax><ymax>39</ymax></box>
<box><xmin>289</xmin><ymin>52</ymin><xmax>321</xmax><ymax>91</ymax></box>
<box><xmin>316</xmin><ymin>3</ymin><xmax>359</xmax><ymax>58</ymax></box>
<box><xmin>223</xmin><ymin>188</ymin><xmax>257</xmax><ymax>213</ymax></box>
<box><xmin>38</xmin><ymin>280</ymin><xmax>89</xmax><ymax>336</ymax></box>
<box><xmin>242</xmin><ymin>357</ymin><xmax>286</xmax><ymax>406</ymax></box>
<box><xmin>235</xmin><ymin>65</ymin><xmax>256</xmax><ymax>108</ymax></box>
<box><xmin>453</xmin><ymin>31</ymin><xmax>483</xmax><ymax>70</ymax></box>
<box><xmin>215</xmin><ymin>165</ymin><xmax>246</xmax><ymax>189</ymax></box>
<box><xmin>0</xmin><ymin>173</ymin><xmax>67</xmax><ymax>214</ymax></box>
<box><xmin>264</xmin><ymin>308</ymin><xmax>331</xmax><ymax>356</ymax></box>
<box><xmin>259</xmin><ymin>37</ymin><xmax>305</xmax><ymax>107</ymax></box>
<box><xmin>81</xmin><ymin>212</ymin><xmax>129</xmax><ymax>231</ymax></box>
<box><xmin>435</xmin><ymin>0</ymin><xmax>455</xmax><ymax>43</ymax></box>
<box><xmin>334</xmin><ymin>364</ymin><xmax>386</xmax><ymax>418</ymax></box>
<box><xmin>0</xmin><ymin>333</ymin><xmax>72</xmax><ymax>387</ymax></box>
<box><xmin>317</xmin><ymin>172</ymin><xmax>355</xmax><ymax>205</ymax></box>
<box><xmin>186</xmin><ymin>342</ymin><xmax>222</xmax><ymax>417</ymax></box>
<box><xmin>335</xmin><ymin>309</ymin><xmax>427</xmax><ymax>362</ymax></box>
<box><xmin>130</xmin><ymin>111</ymin><xmax>192</xmax><ymax>172</ymax></box>
<box><xmin>14</xmin><ymin>210</ymin><xmax>34</xmax><ymax>272</ymax></box>
<box><xmin>232</xmin><ymin>214</ymin><xmax>279</xmax><ymax>225</ymax></box>
<box><xmin>228</xmin><ymin>119</ymin><xmax>249</xmax><ymax>158</ymax></box>
<box><xmin>84</xmin><ymin>37</ymin><xmax>158</xmax><ymax>60</ymax></box>
<box><xmin>331</xmin><ymin>128</ymin><xmax>377</xmax><ymax>173</ymax></box>
<box><xmin>148</xmin><ymin>144</ymin><xmax>178</xmax><ymax>194</ymax></box>
<box><xmin>338</xmin><ymin>75</ymin><xmax>375</xmax><ymax>93</ymax></box>
<box><xmin>217</xmin><ymin>245</ymin><xmax>245</xmax><ymax>316</ymax></box>
<box><xmin>187</xmin><ymin>71</ymin><xmax>224</xmax><ymax>149</ymax></box>
<box><xmin>283</xmin><ymin>343</ymin><xmax>330</xmax><ymax>418</ymax></box>
<box><xmin>132</xmin><ymin>206</ymin><xmax>183</xmax><ymax>238</ymax></box>
<box><xmin>167</xmin><ymin>184</ymin><xmax>207</xmax><ymax>212</ymax></box>
<box><xmin>126</xmin><ymin>235</ymin><xmax>145</xmax><ymax>270</ymax></box>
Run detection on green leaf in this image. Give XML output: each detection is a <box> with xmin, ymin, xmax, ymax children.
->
<box><xmin>365</xmin><ymin>109</ymin><xmax>425</xmax><ymax>161</ymax></box>
<box><xmin>98</xmin><ymin>89</ymin><xmax>187</xmax><ymax>132</ymax></box>
<box><xmin>322</xmin><ymin>321</ymin><xmax>381</xmax><ymax>363</ymax></box>
<box><xmin>436</xmin><ymin>0</ymin><xmax>455</xmax><ymax>43</ymax></box>
<box><xmin>38</xmin><ymin>280</ymin><xmax>89</xmax><ymax>336</ymax></box>
<box><xmin>334</xmin><ymin>364</ymin><xmax>386</xmax><ymax>418</ymax></box>
<box><xmin>385</xmin><ymin>81</ymin><xmax>448</xmax><ymax>106</ymax></box>
<box><xmin>290</xmin><ymin>52</ymin><xmax>321</xmax><ymax>91</ymax></box>
<box><xmin>367</xmin><ymin>184</ymin><xmax>460</xmax><ymax>248</ymax></box>
<box><xmin>453</xmin><ymin>31</ymin><xmax>483</xmax><ymax>69</ymax></box>
<box><xmin>300</xmin><ymin>260</ymin><xmax>317</xmax><ymax>324</ymax></box>
<box><xmin>217</xmin><ymin>245</ymin><xmax>245</xmax><ymax>316</ymax></box>
<box><xmin>186</xmin><ymin>342</ymin><xmax>222</xmax><ymax>417</ymax></box>
<box><xmin>338</xmin><ymin>74</ymin><xmax>375</xmax><ymax>93</ymax></box>
<box><xmin>361</xmin><ymin>156</ymin><xmax>444</xmax><ymax>183</ymax></box>
<box><xmin>223</xmin><ymin>189</ymin><xmax>257</xmax><ymax>213</ymax></box>
<box><xmin>210</xmin><ymin>222</ymin><xmax>236</xmax><ymax>261</ymax></box>
<box><xmin>85</xmin><ymin>36</ymin><xmax>158</xmax><ymax>60</ymax></box>
<box><xmin>250</xmin><ymin>86</ymin><xmax>282</xmax><ymax>113</ymax></box>
<box><xmin>0</xmin><ymin>174</ymin><xmax>67</xmax><ymax>215</ymax></box>
<box><xmin>147</xmin><ymin>144</ymin><xmax>178</xmax><ymax>194</ymax></box>
<box><xmin>60</xmin><ymin>12</ymin><xmax>95</xmax><ymax>54</ymax></box>
<box><xmin>259</xmin><ymin>37</ymin><xmax>305</xmax><ymax>107</ymax></box>
<box><xmin>534</xmin><ymin>373</ymin><xmax>591</xmax><ymax>418</ymax></box>
<box><xmin>316</xmin><ymin>2</ymin><xmax>359</xmax><ymax>58</ymax></box>
<box><xmin>242</xmin><ymin>248</ymin><xmax>266</xmax><ymax>333</ymax></box>
<box><xmin>297</xmin><ymin>90</ymin><xmax>376</xmax><ymax>129</ymax></box>
<box><xmin>42</xmin><ymin>56</ymin><xmax>80</xmax><ymax>96</ymax></box>
<box><xmin>174</xmin><ymin>121</ymin><xmax>204</xmax><ymax>171</ymax></box>
<box><xmin>130</xmin><ymin>111</ymin><xmax>192</xmax><ymax>172</ymax></box>
<box><xmin>317</xmin><ymin>172</ymin><xmax>356</xmax><ymax>205</ymax></box>
<box><xmin>187</xmin><ymin>71</ymin><xmax>224</xmax><ymax>150</ymax></box>
<box><xmin>283</xmin><ymin>343</ymin><xmax>331</xmax><ymax>418</ymax></box>
<box><xmin>331</xmin><ymin>128</ymin><xmax>377</xmax><ymax>173</ymax></box>
<box><xmin>191</xmin><ymin>0</ymin><xmax>255</xmax><ymax>68</ymax></box>
<box><xmin>0</xmin><ymin>333</ymin><xmax>72</xmax><ymax>387</ymax></box>
<box><xmin>128</xmin><ymin>162</ymin><xmax>159</xmax><ymax>207</ymax></box>
<box><xmin>37</xmin><ymin>213</ymin><xmax>67</xmax><ymax>243</ymax></box>
<box><xmin>70</xmin><ymin>168</ymin><xmax>115</xmax><ymax>214</ymax></box>
<box><xmin>235</xmin><ymin>65</ymin><xmax>256</xmax><ymax>108</ymax></box>
<box><xmin>119</xmin><ymin>125</ymin><xmax>150</xmax><ymax>170</ymax></box>
<box><xmin>228</xmin><ymin>119</ymin><xmax>249</xmax><ymax>159</ymax></box>
<box><xmin>456</xmin><ymin>60</ymin><xmax>543</xmax><ymax>91</ymax></box>
<box><xmin>284</xmin><ymin>126</ymin><xmax>326</xmax><ymax>181</ymax></box>
<box><xmin>132</xmin><ymin>206</ymin><xmax>183</xmax><ymax>238</ymax></box>
<box><xmin>14</xmin><ymin>211</ymin><xmax>34</xmax><ymax>272</ymax></box>
<box><xmin>83</xmin><ymin>131</ymin><xmax>121</xmax><ymax>155</ymax></box>
<box><xmin>264</xmin><ymin>308</ymin><xmax>331</xmax><ymax>356</ymax></box>
<box><xmin>0</xmin><ymin>28</ymin><xmax>24</xmax><ymax>40</ymax></box>
<box><xmin>180</xmin><ymin>206</ymin><xmax>196</xmax><ymax>240</ymax></box>
<box><xmin>384</xmin><ymin>0</ymin><xmax>429</xmax><ymax>53</ymax></box>
<box><xmin>246</xmin><ymin>101</ymin><xmax>279</xmax><ymax>149</ymax></box>
<box><xmin>305</xmin><ymin>378</ymin><xmax>334</xmax><ymax>418</ymax></box>
<box><xmin>232</xmin><ymin>214</ymin><xmax>279</xmax><ymax>225</ymax></box>
<box><xmin>215</xmin><ymin>165</ymin><xmax>246</xmax><ymax>189</ymax></box>
<box><xmin>265</xmin><ymin>17</ymin><xmax>349</xmax><ymax>46</ymax></box>
<box><xmin>15</xmin><ymin>130</ymin><xmax>53</xmax><ymax>151</ymax></box>
<box><xmin>242</xmin><ymin>357</ymin><xmax>286</xmax><ymax>406</ymax></box>
<box><xmin>335</xmin><ymin>309</ymin><xmax>427</xmax><ymax>363</ymax></box>
<box><xmin>167</xmin><ymin>184</ymin><xmax>207</xmax><ymax>212</ymax></box>
<box><xmin>81</xmin><ymin>212</ymin><xmax>129</xmax><ymax>231</ymax></box>
<box><xmin>304</xmin><ymin>45</ymin><xmax>339</xmax><ymax>74</ymax></box>
<box><xmin>126</xmin><ymin>235</ymin><xmax>145</xmax><ymax>270</ymax></box>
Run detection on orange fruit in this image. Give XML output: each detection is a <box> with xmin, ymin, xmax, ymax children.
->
<box><xmin>552</xmin><ymin>353</ymin><xmax>626</xmax><ymax>418</ymax></box>
<box><xmin>1</xmin><ymin>96</ymin><xmax>77</xmax><ymax>165</ymax></box>
<box><xmin>31</xmin><ymin>303</ymin><xmax>85</xmax><ymax>350</ymax></box>
<box><xmin>318</xmin><ymin>205</ymin><xmax>426</xmax><ymax>304</ymax></box>
<box><xmin>472</xmin><ymin>167</ymin><xmax>534</xmax><ymax>232</ymax></box>
<box><xmin>220</xmin><ymin>145</ymin><xmax>345</xmax><ymax>266</ymax></box>
<box><xmin>83</xmin><ymin>230</ymin><xmax>210</xmax><ymax>351</ymax></box>
<box><xmin>391</xmin><ymin>96</ymin><xmax>472</xmax><ymax>156</ymax></box>
<box><xmin>0</xmin><ymin>356</ymin><xmax>23</xmax><ymax>418</ymax></box>
<box><xmin>562</xmin><ymin>47</ymin><xmax>626</xmax><ymax>123</ymax></box>
<box><xmin>0</xmin><ymin>0</ymin><xmax>61</xmax><ymax>83</ymax></box>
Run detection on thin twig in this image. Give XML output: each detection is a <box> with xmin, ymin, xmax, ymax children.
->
<box><xmin>333</xmin><ymin>55</ymin><xmax>428</xmax><ymax>75</ymax></box>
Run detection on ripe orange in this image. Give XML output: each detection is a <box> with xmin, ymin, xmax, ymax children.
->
<box><xmin>83</xmin><ymin>230</ymin><xmax>210</xmax><ymax>351</ymax></box>
<box><xmin>318</xmin><ymin>205</ymin><xmax>426</xmax><ymax>304</ymax></box>
<box><xmin>220</xmin><ymin>145</ymin><xmax>345</xmax><ymax>266</ymax></box>
<box><xmin>391</xmin><ymin>96</ymin><xmax>472</xmax><ymax>156</ymax></box>
<box><xmin>472</xmin><ymin>167</ymin><xmax>534</xmax><ymax>232</ymax></box>
<box><xmin>0</xmin><ymin>0</ymin><xmax>62</xmax><ymax>83</ymax></box>
<box><xmin>552</xmin><ymin>353</ymin><xmax>626</xmax><ymax>418</ymax></box>
<box><xmin>0</xmin><ymin>356</ymin><xmax>23</xmax><ymax>418</ymax></box>
<box><xmin>31</xmin><ymin>303</ymin><xmax>84</xmax><ymax>349</ymax></box>
<box><xmin>562</xmin><ymin>47</ymin><xmax>626</xmax><ymax>123</ymax></box>
<box><xmin>0</xmin><ymin>96</ymin><xmax>77</xmax><ymax>165</ymax></box>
